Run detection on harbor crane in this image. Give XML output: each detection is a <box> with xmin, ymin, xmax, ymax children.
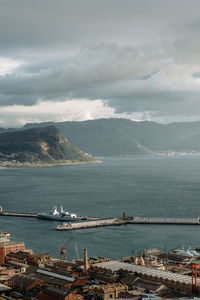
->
<box><xmin>75</xmin><ymin>241</ymin><xmax>80</xmax><ymax>260</ymax></box>
<box><xmin>60</xmin><ymin>238</ymin><xmax>73</xmax><ymax>261</ymax></box>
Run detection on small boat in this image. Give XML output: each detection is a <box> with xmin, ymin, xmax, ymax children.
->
<box><xmin>37</xmin><ymin>206</ymin><xmax>87</xmax><ymax>221</ymax></box>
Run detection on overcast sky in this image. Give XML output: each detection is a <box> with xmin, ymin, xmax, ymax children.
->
<box><xmin>1</xmin><ymin>0</ymin><xmax>200</xmax><ymax>127</ymax></box>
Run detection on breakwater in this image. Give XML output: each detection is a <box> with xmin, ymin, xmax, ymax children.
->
<box><xmin>128</xmin><ymin>217</ymin><xmax>200</xmax><ymax>225</ymax></box>
<box><xmin>56</xmin><ymin>216</ymin><xmax>200</xmax><ymax>230</ymax></box>
<box><xmin>56</xmin><ymin>218</ymin><xmax>120</xmax><ymax>230</ymax></box>
<box><xmin>0</xmin><ymin>211</ymin><xmax>38</xmax><ymax>218</ymax></box>
<box><xmin>1</xmin><ymin>208</ymin><xmax>200</xmax><ymax>226</ymax></box>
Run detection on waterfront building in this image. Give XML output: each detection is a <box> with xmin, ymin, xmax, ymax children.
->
<box><xmin>6</xmin><ymin>250</ymin><xmax>30</xmax><ymax>264</ymax></box>
<box><xmin>0</xmin><ymin>240</ymin><xmax>25</xmax><ymax>265</ymax></box>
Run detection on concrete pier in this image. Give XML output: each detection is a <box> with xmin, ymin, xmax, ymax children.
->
<box><xmin>56</xmin><ymin>216</ymin><xmax>200</xmax><ymax>231</ymax></box>
<box><xmin>128</xmin><ymin>217</ymin><xmax>200</xmax><ymax>225</ymax></box>
<box><xmin>56</xmin><ymin>218</ymin><xmax>123</xmax><ymax>230</ymax></box>
<box><xmin>0</xmin><ymin>212</ymin><xmax>38</xmax><ymax>218</ymax></box>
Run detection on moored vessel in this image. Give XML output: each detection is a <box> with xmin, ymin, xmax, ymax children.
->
<box><xmin>37</xmin><ymin>206</ymin><xmax>87</xmax><ymax>221</ymax></box>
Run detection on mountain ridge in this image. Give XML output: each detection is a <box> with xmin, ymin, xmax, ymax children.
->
<box><xmin>23</xmin><ymin>118</ymin><xmax>200</xmax><ymax>156</ymax></box>
<box><xmin>2</xmin><ymin>118</ymin><xmax>200</xmax><ymax>157</ymax></box>
<box><xmin>0</xmin><ymin>125</ymin><xmax>96</xmax><ymax>167</ymax></box>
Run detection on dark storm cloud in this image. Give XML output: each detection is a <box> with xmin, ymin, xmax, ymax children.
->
<box><xmin>0</xmin><ymin>43</ymin><xmax>162</xmax><ymax>105</ymax></box>
<box><xmin>1</xmin><ymin>0</ymin><xmax>200</xmax><ymax>125</ymax></box>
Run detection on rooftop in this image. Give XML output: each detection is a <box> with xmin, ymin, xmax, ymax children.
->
<box><xmin>9</xmin><ymin>274</ymin><xmax>38</xmax><ymax>287</ymax></box>
<box><xmin>7</xmin><ymin>251</ymin><xmax>29</xmax><ymax>259</ymax></box>
<box><xmin>25</xmin><ymin>267</ymin><xmax>76</xmax><ymax>286</ymax></box>
<box><xmin>28</xmin><ymin>252</ymin><xmax>50</xmax><ymax>258</ymax></box>
<box><xmin>36</xmin><ymin>269</ymin><xmax>75</xmax><ymax>282</ymax></box>
<box><xmin>43</xmin><ymin>286</ymin><xmax>71</xmax><ymax>297</ymax></box>
<box><xmin>0</xmin><ymin>283</ymin><xmax>11</xmax><ymax>292</ymax></box>
<box><xmin>97</xmin><ymin>261</ymin><xmax>198</xmax><ymax>286</ymax></box>
<box><xmin>0</xmin><ymin>240</ymin><xmax>24</xmax><ymax>247</ymax></box>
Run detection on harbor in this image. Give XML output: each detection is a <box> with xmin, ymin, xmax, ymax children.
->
<box><xmin>1</xmin><ymin>206</ymin><xmax>200</xmax><ymax>228</ymax></box>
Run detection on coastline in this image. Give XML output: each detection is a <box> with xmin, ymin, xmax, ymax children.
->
<box><xmin>0</xmin><ymin>160</ymin><xmax>103</xmax><ymax>169</ymax></box>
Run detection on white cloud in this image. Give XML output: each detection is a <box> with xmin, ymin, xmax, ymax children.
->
<box><xmin>0</xmin><ymin>98</ymin><xmax>157</xmax><ymax>128</ymax></box>
<box><xmin>0</xmin><ymin>99</ymin><xmax>120</xmax><ymax>127</ymax></box>
<box><xmin>0</xmin><ymin>57</ymin><xmax>21</xmax><ymax>76</ymax></box>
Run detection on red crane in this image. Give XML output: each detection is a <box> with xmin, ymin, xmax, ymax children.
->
<box><xmin>191</xmin><ymin>264</ymin><xmax>200</xmax><ymax>294</ymax></box>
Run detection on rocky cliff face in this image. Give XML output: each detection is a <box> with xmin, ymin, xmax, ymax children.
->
<box><xmin>0</xmin><ymin>125</ymin><xmax>95</xmax><ymax>164</ymax></box>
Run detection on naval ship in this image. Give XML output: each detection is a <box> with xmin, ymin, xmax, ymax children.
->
<box><xmin>37</xmin><ymin>206</ymin><xmax>87</xmax><ymax>221</ymax></box>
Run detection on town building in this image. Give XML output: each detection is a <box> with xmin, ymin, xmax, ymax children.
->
<box><xmin>27</xmin><ymin>253</ymin><xmax>51</xmax><ymax>266</ymax></box>
<box><xmin>34</xmin><ymin>286</ymin><xmax>84</xmax><ymax>300</ymax></box>
<box><xmin>0</xmin><ymin>240</ymin><xmax>25</xmax><ymax>265</ymax></box>
<box><xmin>6</xmin><ymin>250</ymin><xmax>30</xmax><ymax>264</ymax></box>
<box><xmin>89</xmin><ymin>283</ymin><xmax>128</xmax><ymax>300</ymax></box>
<box><xmin>8</xmin><ymin>274</ymin><xmax>43</xmax><ymax>295</ymax></box>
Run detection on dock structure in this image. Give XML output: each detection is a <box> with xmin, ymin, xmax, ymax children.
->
<box><xmin>128</xmin><ymin>217</ymin><xmax>200</xmax><ymax>225</ymax></box>
<box><xmin>56</xmin><ymin>218</ymin><xmax>122</xmax><ymax>230</ymax></box>
<box><xmin>56</xmin><ymin>216</ymin><xmax>200</xmax><ymax>231</ymax></box>
<box><xmin>1</xmin><ymin>213</ymin><xmax>199</xmax><ymax>224</ymax></box>
<box><xmin>1</xmin><ymin>205</ymin><xmax>200</xmax><ymax>226</ymax></box>
<box><xmin>55</xmin><ymin>216</ymin><xmax>200</xmax><ymax>231</ymax></box>
<box><xmin>0</xmin><ymin>212</ymin><xmax>38</xmax><ymax>218</ymax></box>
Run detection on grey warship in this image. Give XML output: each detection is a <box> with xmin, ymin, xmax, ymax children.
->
<box><xmin>37</xmin><ymin>206</ymin><xmax>87</xmax><ymax>221</ymax></box>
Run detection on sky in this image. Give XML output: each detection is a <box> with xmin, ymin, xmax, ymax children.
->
<box><xmin>1</xmin><ymin>0</ymin><xmax>200</xmax><ymax>127</ymax></box>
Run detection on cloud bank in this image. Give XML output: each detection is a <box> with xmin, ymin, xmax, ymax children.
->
<box><xmin>1</xmin><ymin>0</ymin><xmax>200</xmax><ymax>126</ymax></box>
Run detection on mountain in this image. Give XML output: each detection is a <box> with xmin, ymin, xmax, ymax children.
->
<box><xmin>22</xmin><ymin>118</ymin><xmax>200</xmax><ymax>156</ymax></box>
<box><xmin>24</xmin><ymin>119</ymin><xmax>155</xmax><ymax>156</ymax></box>
<box><xmin>1</xmin><ymin>118</ymin><xmax>200</xmax><ymax>157</ymax></box>
<box><xmin>0</xmin><ymin>125</ymin><xmax>96</xmax><ymax>166</ymax></box>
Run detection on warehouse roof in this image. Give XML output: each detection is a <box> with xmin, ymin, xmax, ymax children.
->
<box><xmin>97</xmin><ymin>261</ymin><xmax>198</xmax><ymax>286</ymax></box>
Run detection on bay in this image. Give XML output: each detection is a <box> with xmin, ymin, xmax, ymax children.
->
<box><xmin>0</xmin><ymin>156</ymin><xmax>200</xmax><ymax>260</ymax></box>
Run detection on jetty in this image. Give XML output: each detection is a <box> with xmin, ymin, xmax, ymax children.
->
<box><xmin>56</xmin><ymin>216</ymin><xmax>200</xmax><ymax>231</ymax></box>
<box><xmin>128</xmin><ymin>216</ymin><xmax>200</xmax><ymax>225</ymax></box>
<box><xmin>56</xmin><ymin>218</ymin><xmax>121</xmax><ymax>230</ymax></box>
<box><xmin>0</xmin><ymin>206</ymin><xmax>101</xmax><ymax>220</ymax></box>
<box><xmin>1</xmin><ymin>206</ymin><xmax>200</xmax><ymax>227</ymax></box>
<box><xmin>0</xmin><ymin>211</ymin><xmax>38</xmax><ymax>218</ymax></box>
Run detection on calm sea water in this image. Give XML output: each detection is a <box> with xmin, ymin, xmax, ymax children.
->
<box><xmin>1</xmin><ymin>156</ymin><xmax>200</xmax><ymax>260</ymax></box>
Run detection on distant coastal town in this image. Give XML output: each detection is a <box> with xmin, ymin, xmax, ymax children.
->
<box><xmin>0</xmin><ymin>231</ymin><xmax>200</xmax><ymax>300</ymax></box>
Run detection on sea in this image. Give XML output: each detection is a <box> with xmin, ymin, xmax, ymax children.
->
<box><xmin>1</xmin><ymin>155</ymin><xmax>200</xmax><ymax>261</ymax></box>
